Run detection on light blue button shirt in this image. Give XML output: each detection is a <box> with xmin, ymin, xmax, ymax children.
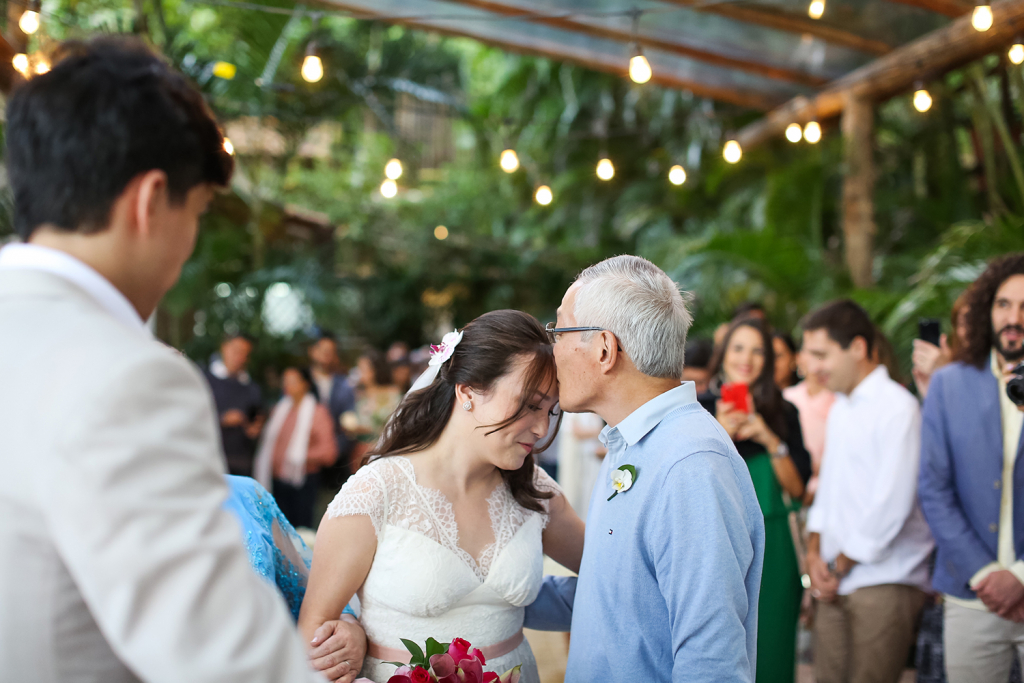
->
<box><xmin>526</xmin><ymin>382</ymin><xmax>765</xmax><ymax>683</ymax></box>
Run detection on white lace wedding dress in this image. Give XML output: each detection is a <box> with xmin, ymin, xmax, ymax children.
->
<box><xmin>325</xmin><ymin>456</ymin><xmax>561</xmax><ymax>683</ymax></box>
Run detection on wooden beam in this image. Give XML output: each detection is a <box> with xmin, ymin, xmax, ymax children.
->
<box><xmin>884</xmin><ymin>0</ymin><xmax>972</xmax><ymax>18</ymax></box>
<box><xmin>841</xmin><ymin>94</ymin><xmax>876</xmax><ymax>287</ymax></box>
<box><xmin>737</xmin><ymin>0</ymin><xmax>1024</xmax><ymax>150</ymax></box>
<box><xmin>440</xmin><ymin>0</ymin><xmax>827</xmax><ymax>87</ymax></box>
<box><xmin>315</xmin><ymin>0</ymin><xmax>783</xmax><ymax>109</ymax></box>
<box><xmin>660</xmin><ymin>0</ymin><xmax>892</xmax><ymax>56</ymax></box>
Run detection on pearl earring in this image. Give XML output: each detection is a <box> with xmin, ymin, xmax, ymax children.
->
<box><xmin>463</xmin><ymin>400</ymin><xmax>472</xmax><ymax>411</ymax></box>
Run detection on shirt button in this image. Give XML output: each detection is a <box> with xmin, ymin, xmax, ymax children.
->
<box><xmin>995</xmin><ymin>480</ymin><xmax>1002</xmax><ymax>489</ymax></box>
<box><xmin>990</xmin><ymin>523</ymin><xmax>999</xmax><ymax>533</ymax></box>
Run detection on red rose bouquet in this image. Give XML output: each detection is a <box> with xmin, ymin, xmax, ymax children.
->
<box><xmin>386</xmin><ymin>637</ymin><xmax>521</xmax><ymax>683</ymax></box>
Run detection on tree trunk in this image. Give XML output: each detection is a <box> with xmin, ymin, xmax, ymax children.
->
<box><xmin>841</xmin><ymin>94</ymin><xmax>876</xmax><ymax>288</ymax></box>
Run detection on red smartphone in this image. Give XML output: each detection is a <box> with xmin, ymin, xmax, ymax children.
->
<box><xmin>720</xmin><ymin>382</ymin><xmax>750</xmax><ymax>414</ymax></box>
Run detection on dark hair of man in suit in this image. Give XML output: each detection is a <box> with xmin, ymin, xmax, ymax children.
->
<box><xmin>6</xmin><ymin>37</ymin><xmax>232</xmax><ymax>240</ymax></box>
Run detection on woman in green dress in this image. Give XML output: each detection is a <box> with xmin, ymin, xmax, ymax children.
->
<box><xmin>697</xmin><ymin>317</ymin><xmax>811</xmax><ymax>683</ymax></box>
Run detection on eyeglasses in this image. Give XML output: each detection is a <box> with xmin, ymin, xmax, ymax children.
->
<box><xmin>544</xmin><ymin>321</ymin><xmax>608</xmax><ymax>343</ymax></box>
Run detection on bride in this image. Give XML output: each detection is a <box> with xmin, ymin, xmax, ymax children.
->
<box><xmin>298</xmin><ymin>310</ymin><xmax>586</xmax><ymax>683</ymax></box>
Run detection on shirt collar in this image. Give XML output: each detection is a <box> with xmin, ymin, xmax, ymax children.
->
<box><xmin>600</xmin><ymin>382</ymin><xmax>697</xmax><ymax>448</ymax></box>
<box><xmin>0</xmin><ymin>243</ymin><xmax>148</xmax><ymax>334</ymax></box>
<box><xmin>848</xmin><ymin>364</ymin><xmax>889</xmax><ymax>402</ymax></box>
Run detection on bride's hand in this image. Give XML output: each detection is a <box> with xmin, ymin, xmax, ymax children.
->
<box><xmin>309</xmin><ymin>614</ymin><xmax>367</xmax><ymax>683</ymax></box>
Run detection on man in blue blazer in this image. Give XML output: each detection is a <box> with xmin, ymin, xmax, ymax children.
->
<box><xmin>919</xmin><ymin>253</ymin><xmax>1024</xmax><ymax>683</ymax></box>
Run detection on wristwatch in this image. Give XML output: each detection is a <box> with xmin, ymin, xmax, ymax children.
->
<box><xmin>771</xmin><ymin>441</ymin><xmax>790</xmax><ymax>460</ymax></box>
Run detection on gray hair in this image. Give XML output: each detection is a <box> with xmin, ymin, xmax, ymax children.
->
<box><xmin>573</xmin><ymin>255</ymin><xmax>692</xmax><ymax>379</ymax></box>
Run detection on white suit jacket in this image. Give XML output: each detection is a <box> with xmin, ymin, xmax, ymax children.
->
<box><xmin>0</xmin><ymin>266</ymin><xmax>324</xmax><ymax>683</ymax></box>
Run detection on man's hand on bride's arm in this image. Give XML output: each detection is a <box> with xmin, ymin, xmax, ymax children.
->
<box><xmin>309</xmin><ymin>615</ymin><xmax>366</xmax><ymax>683</ymax></box>
<box><xmin>541</xmin><ymin>492</ymin><xmax>586</xmax><ymax>574</ymax></box>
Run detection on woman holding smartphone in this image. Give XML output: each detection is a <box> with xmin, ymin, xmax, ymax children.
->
<box><xmin>697</xmin><ymin>317</ymin><xmax>811</xmax><ymax>683</ymax></box>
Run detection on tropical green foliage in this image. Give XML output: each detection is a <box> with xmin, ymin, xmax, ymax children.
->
<box><xmin>5</xmin><ymin>0</ymin><xmax>1024</xmax><ymax>380</ymax></box>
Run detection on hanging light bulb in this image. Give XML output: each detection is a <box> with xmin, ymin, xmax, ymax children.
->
<box><xmin>808</xmin><ymin>0</ymin><xmax>825</xmax><ymax>19</ymax></box>
<box><xmin>785</xmin><ymin>123</ymin><xmax>803</xmax><ymax>143</ymax></box>
<box><xmin>301</xmin><ymin>41</ymin><xmax>324</xmax><ymax>83</ymax></box>
<box><xmin>629</xmin><ymin>44</ymin><xmax>652</xmax><ymax>85</ymax></box>
<box><xmin>913</xmin><ymin>83</ymin><xmax>933</xmax><ymax>113</ymax></box>
<box><xmin>499</xmin><ymin>149</ymin><xmax>519</xmax><ymax>173</ymax></box>
<box><xmin>1010</xmin><ymin>41</ymin><xmax>1024</xmax><ymax>65</ymax></box>
<box><xmin>434</xmin><ymin>225</ymin><xmax>449</xmax><ymax>240</ymax></box>
<box><xmin>535</xmin><ymin>185</ymin><xmax>553</xmax><ymax>206</ymax></box>
<box><xmin>803</xmin><ymin>121</ymin><xmax>822</xmax><ymax>144</ymax></box>
<box><xmin>223</xmin><ymin>138</ymin><xmax>235</xmax><ymax>155</ymax></box>
<box><xmin>12</xmin><ymin>53</ymin><xmax>29</xmax><ymax>77</ymax></box>
<box><xmin>723</xmin><ymin>140</ymin><xmax>742</xmax><ymax>164</ymax></box>
<box><xmin>380</xmin><ymin>179</ymin><xmax>398</xmax><ymax>198</ymax></box>
<box><xmin>19</xmin><ymin>9</ymin><xmax>40</xmax><ymax>35</ymax></box>
<box><xmin>384</xmin><ymin>158</ymin><xmax>403</xmax><ymax>180</ymax></box>
<box><xmin>33</xmin><ymin>58</ymin><xmax>50</xmax><ymax>75</ymax></box>
<box><xmin>668</xmin><ymin>165</ymin><xmax>687</xmax><ymax>185</ymax></box>
<box><xmin>972</xmin><ymin>1</ymin><xmax>993</xmax><ymax>31</ymax></box>
<box><xmin>213</xmin><ymin>61</ymin><xmax>237</xmax><ymax>80</ymax></box>
<box><xmin>596</xmin><ymin>158</ymin><xmax>615</xmax><ymax>181</ymax></box>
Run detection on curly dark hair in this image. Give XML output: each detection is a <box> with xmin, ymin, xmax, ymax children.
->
<box><xmin>956</xmin><ymin>253</ymin><xmax>1024</xmax><ymax>368</ymax></box>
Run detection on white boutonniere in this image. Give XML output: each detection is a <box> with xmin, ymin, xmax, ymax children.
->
<box><xmin>608</xmin><ymin>464</ymin><xmax>637</xmax><ymax>501</ymax></box>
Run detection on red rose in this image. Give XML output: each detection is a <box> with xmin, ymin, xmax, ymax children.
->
<box><xmin>410</xmin><ymin>666</ymin><xmax>432</xmax><ymax>683</ymax></box>
<box><xmin>483</xmin><ymin>673</ymin><xmax>500</xmax><ymax>683</ymax></box>
<box><xmin>448</xmin><ymin>638</ymin><xmax>471</xmax><ymax>662</ymax></box>
<box><xmin>469</xmin><ymin>648</ymin><xmax>486</xmax><ymax>665</ymax></box>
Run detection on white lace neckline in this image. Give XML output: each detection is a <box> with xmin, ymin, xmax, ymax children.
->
<box><xmin>393</xmin><ymin>456</ymin><xmax>513</xmax><ymax>582</ymax></box>
<box><xmin>326</xmin><ymin>455</ymin><xmax>561</xmax><ymax>583</ymax></box>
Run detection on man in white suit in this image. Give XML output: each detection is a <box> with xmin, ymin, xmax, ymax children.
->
<box><xmin>0</xmin><ymin>38</ymin><xmax>363</xmax><ymax>682</ymax></box>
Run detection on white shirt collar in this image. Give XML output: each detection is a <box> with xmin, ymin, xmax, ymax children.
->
<box><xmin>848</xmin><ymin>364</ymin><xmax>889</xmax><ymax>402</ymax></box>
<box><xmin>0</xmin><ymin>243</ymin><xmax>149</xmax><ymax>334</ymax></box>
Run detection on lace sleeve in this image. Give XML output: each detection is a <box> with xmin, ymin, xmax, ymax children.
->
<box><xmin>325</xmin><ymin>464</ymin><xmax>387</xmax><ymax>538</ymax></box>
<box><xmin>533</xmin><ymin>465</ymin><xmax>564</xmax><ymax>517</ymax></box>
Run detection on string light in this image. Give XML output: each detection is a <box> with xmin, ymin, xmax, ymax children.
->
<box><xmin>808</xmin><ymin>0</ymin><xmax>825</xmax><ymax>19</ymax></box>
<box><xmin>803</xmin><ymin>121</ymin><xmax>822</xmax><ymax>144</ymax></box>
<box><xmin>785</xmin><ymin>123</ymin><xmax>803</xmax><ymax>143</ymax></box>
<box><xmin>972</xmin><ymin>1</ymin><xmax>993</xmax><ymax>31</ymax></box>
<box><xmin>33</xmin><ymin>58</ymin><xmax>50</xmax><ymax>75</ymax></box>
<box><xmin>1010</xmin><ymin>41</ymin><xmax>1024</xmax><ymax>65</ymax></box>
<box><xmin>213</xmin><ymin>61</ymin><xmax>237</xmax><ymax>80</ymax></box>
<box><xmin>434</xmin><ymin>225</ymin><xmax>449</xmax><ymax>240</ymax></box>
<box><xmin>535</xmin><ymin>185</ymin><xmax>553</xmax><ymax>205</ymax></box>
<box><xmin>223</xmin><ymin>138</ymin><xmax>235</xmax><ymax>155</ymax></box>
<box><xmin>19</xmin><ymin>6</ymin><xmax>40</xmax><ymax>35</ymax></box>
<box><xmin>913</xmin><ymin>83</ymin><xmax>933</xmax><ymax>113</ymax></box>
<box><xmin>12</xmin><ymin>53</ymin><xmax>29</xmax><ymax>77</ymax></box>
<box><xmin>668</xmin><ymin>165</ymin><xmax>686</xmax><ymax>185</ymax></box>
<box><xmin>384</xmin><ymin>158</ymin><xmax>403</xmax><ymax>180</ymax></box>
<box><xmin>380</xmin><ymin>179</ymin><xmax>398</xmax><ymax>198</ymax></box>
<box><xmin>629</xmin><ymin>48</ymin><xmax>652</xmax><ymax>84</ymax></box>
<box><xmin>596</xmin><ymin>158</ymin><xmax>615</xmax><ymax>180</ymax></box>
<box><xmin>499</xmin><ymin>149</ymin><xmax>519</xmax><ymax>173</ymax></box>
<box><xmin>723</xmin><ymin>140</ymin><xmax>742</xmax><ymax>164</ymax></box>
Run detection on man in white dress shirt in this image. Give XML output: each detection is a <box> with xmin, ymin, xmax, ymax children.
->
<box><xmin>801</xmin><ymin>300</ymin><xmax>934</xmax><ymax>683</ymax></box>
<box><xmin>0</xmin><ymin>38</ymin><xmax>362</xmax><ymax>683</ymax></box>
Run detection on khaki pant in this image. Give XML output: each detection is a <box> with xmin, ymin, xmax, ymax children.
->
<box><xmin>944</xmin><ymin>600</ymin><xmax>1024</xmax><ymax>683</ymax></box>
<box><xmin>813</xmin><ymin>584</ymin><xmax>928</xmax><ymax>683</ymax></box>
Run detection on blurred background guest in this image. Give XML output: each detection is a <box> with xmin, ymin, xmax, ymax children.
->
<box><xmin>556</xmin><ymin>411</ymin><xmax>606</xmax><ymax>520</ymax></box>
<box><xmin>308</xmin><ymin>332</ymin><xmax>357</xmax><ymax>490</ymax></box>
<box><xmin>255</xmin><ymin>366</ymin><xmax>338</xmax><ymax>529</ymax></box>
<box><xmin>341</xmin><ymin>348</ymin><xmax>402</xmax><ymax>472</ymax></box>
<box><xmin>699</xmin><ymin>317</ymin><xmax>811</xmax><ymax>683</ymax></box>
<box><xmin>783</xmin><ymin>343</ymin><xmax>835</xmax><ymax>506</ymax></box>
<box><xmin>912</xmin><ymin>293</ymin><xmax>969</xmax><ymax>400</ymax></box>
<box><xmin>683</xmin><ymin>337</ymin><xmax>715</xmax><ymax>394</ymax></box>
<box><xmin>390</xmin><ymin>358</ymin><xmax>413</xmax><ymax>394</ymax></box>
<box><xmin>204</xmin><ymin>334</ymin><xmax>265</xmax><ymax>477</ymax></box>
<box><xmin>773</xmin><ymin>332</ymin><xmax>799</xmax><ymax>390</ymax></box>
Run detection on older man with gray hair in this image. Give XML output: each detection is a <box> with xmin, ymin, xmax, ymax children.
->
<box><xmin>525</xmin><ymin>255</ymin><xmax>766</xmax><ymax>682</ymax></box>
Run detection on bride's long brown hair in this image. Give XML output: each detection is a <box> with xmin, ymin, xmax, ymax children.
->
<box><xmin>368</xmin><ymin>310</ymin><xmax>560</xmax><ymax>513</ymax></box>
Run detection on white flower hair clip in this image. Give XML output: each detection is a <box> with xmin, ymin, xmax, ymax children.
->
<box><xmin>428</xmin><ymin>330</ymin><xmax>463</xmax><ymax>367</ymax></box>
